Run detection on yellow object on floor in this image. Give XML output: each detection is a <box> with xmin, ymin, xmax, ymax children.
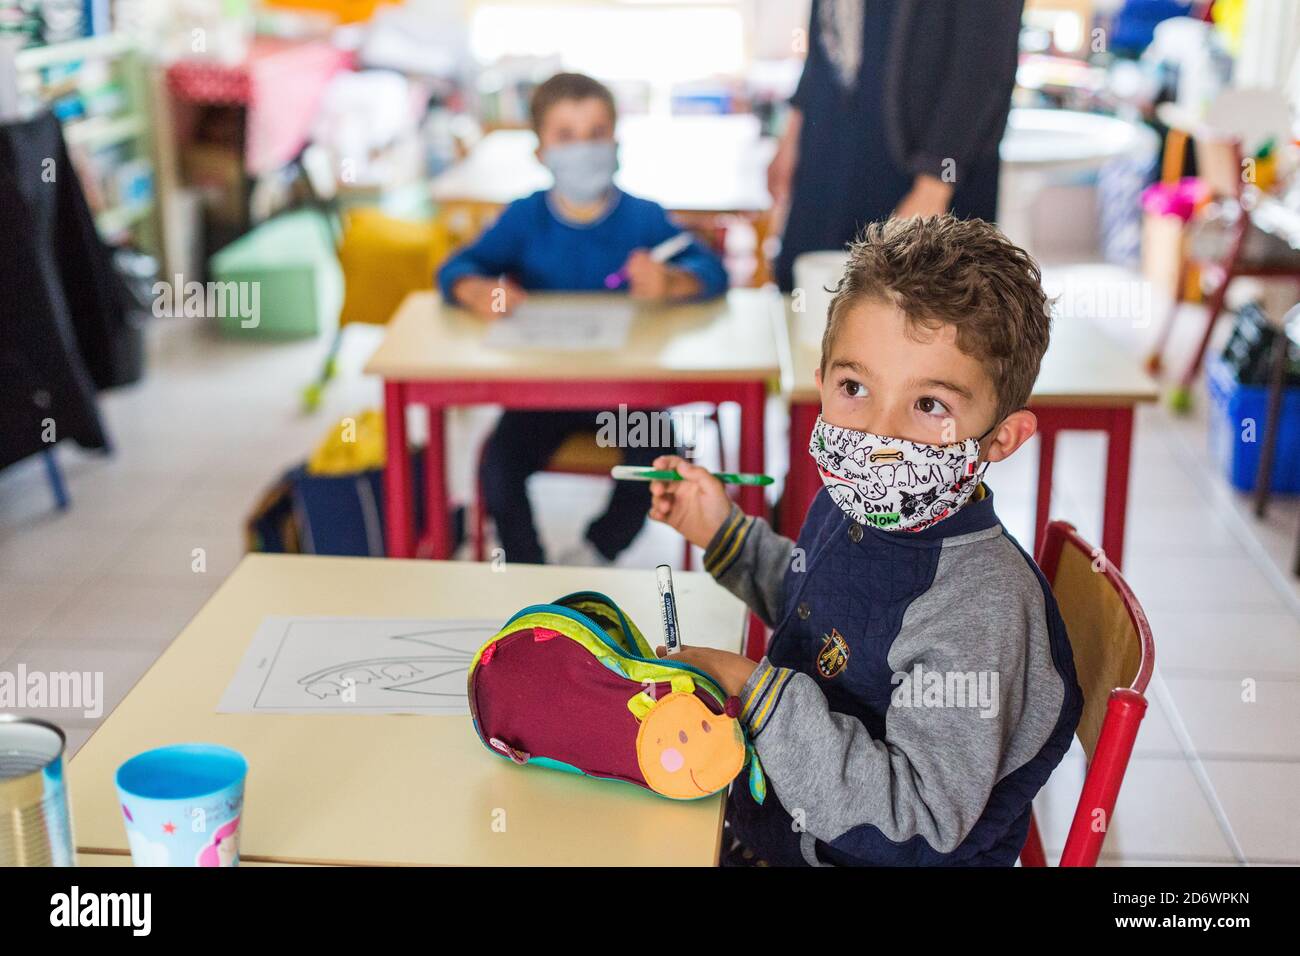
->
<box><xmin>308</xmin><ymin>409</ymin><xmax>386</xmax><ymax>475</ymax></box>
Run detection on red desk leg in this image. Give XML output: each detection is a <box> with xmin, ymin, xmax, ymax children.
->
<box><xmin>422</xmin><ymin>404</ymin><xmax>452</xmax><ymax>560</ymax></box>
<box><xmin>383</xmin><ymin>381</ymin><xmax>414</xmax><ymax>558</ymax></box>
<box><xmin>738</xmin><ymin>381</ymin><xmax>769</xmax><ymax>662</ymax></box>
<box><xmin>737</xmin><ymin>381</ymin><xmax>766</xmax><ymax>519</ymax></box>
<box><xmin>783</xmin><ymin>400</ymin><xmax>821</xmax><ymax>540</ymax></box>
<box><xmin>1034</xmin><ymin>420</ymin><xmax>1058</xmax><ymax>560</ymax></box>
<box><xmin>1102</xmin><ymin>407</ymin><xmax>1134</xmax><ymax>571</ymax></box>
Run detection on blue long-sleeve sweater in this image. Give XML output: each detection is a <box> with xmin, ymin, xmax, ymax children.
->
<box><xmin>437</xmin><ymin>189</ymin><xmax>729</xmax><ymax>299</ymax></box>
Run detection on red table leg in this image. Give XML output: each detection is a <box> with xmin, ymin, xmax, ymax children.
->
<box><xmin>783</xmin><ymin>400</ymin><xmax>821</xmax><ymax>540</ymax></box>
<box><xmin>1102</xmin><ymin>407</ymin><xmax>1134</xmax><ymax>571</ymax></box>
<box><xmin>737</xmin><ymin>381</ymin><xmax>770</xmax><ymax>661</ymax></box>
<box><xmin>396</xmin><ymin>377</ymin><xmax>772</xmax><ymax>567</ymax></box>
<box><xmin>737</xmin><ymin>381</ymin><xmax>766</xmax><ymax>519</ymax></box>
<box><xmin>383</xmin><ymin>381</ymin><xmax>414</xmax><ymax>558</ymax></box>
<box><xmin>1030</xmin><ymin>405</ymin><xmax>1135</xmax><ymax>569</ymax></box>
<box><xmin>421</xmin><ymin>404</ymin><xmax>452</xmax><ymax>560</ymax></box>
<box><xmin>1034</xmin><ymin>419</ymin><xmax>1058</xmax><ymax>560</ymax></box>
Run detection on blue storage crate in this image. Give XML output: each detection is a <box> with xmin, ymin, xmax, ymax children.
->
<box><xmin>1207</xmin><ymin>357</ymin><xmax>1300</xmax><ymax>494</ymax></box>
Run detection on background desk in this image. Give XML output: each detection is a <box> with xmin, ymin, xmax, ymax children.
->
<box><xmin>68</xmin><ymin>555</ymin><xmax>748</xmax><ymax>867</ymax></box>
<box><xmin>781</xmin><ymin>301</ymin><xmax>1159</xmax><ymax>567</ymax></box>
<box><xmin>365</xmin><ymin>289</ymin><xmax>784</xmax><ymax>562</ymax></box>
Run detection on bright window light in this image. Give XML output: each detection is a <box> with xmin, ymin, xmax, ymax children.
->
<box><xmin>469</xmin><ymin>4</ymin><xmax>745</xmax><ymax>81</ymax></box>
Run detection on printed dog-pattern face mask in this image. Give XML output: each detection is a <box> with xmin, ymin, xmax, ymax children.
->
<box><xmin>809</xmin><ymin>415</ymin><xmax>990</xmax><ymax>532</ymax></box>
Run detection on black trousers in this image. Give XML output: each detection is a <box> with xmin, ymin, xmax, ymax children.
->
<box><xmin>480</xmin><ymin>409</ymin><xmax>680</xmax><ymax>564</ymax></box>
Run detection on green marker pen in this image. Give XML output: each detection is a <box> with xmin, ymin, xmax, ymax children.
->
<box><xmin>610</xmin><ymin>465</ymin><xmax>774</xmax><ymax>487</ymax></box>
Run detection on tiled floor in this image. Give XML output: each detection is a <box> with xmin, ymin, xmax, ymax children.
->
<box><xmin>1</xmin><ymin>263</ymin><xmax>1297</xmax><ymax>865</ymax></box>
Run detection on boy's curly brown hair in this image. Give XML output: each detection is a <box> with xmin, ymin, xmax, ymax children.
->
<box><xmin>821</xmin><ymin>215</ymin><xmax>1052</xmax><ymax>424</ymax></box>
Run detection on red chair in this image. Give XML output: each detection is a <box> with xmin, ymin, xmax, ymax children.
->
<box><xmin>1020</xmin><ymin>520</ymin><xmax>1156</xmax><ymax>867</ymax></box>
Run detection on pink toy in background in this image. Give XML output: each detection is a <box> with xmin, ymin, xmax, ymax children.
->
<box><xmin>1141</xmin><ymin>176</ymin><xmax>1209</xmax><ymax>222</ymax></box>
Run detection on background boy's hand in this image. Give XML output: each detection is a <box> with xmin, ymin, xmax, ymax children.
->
<box><xmin>647</xmin><ymin>454</ymin><xmax>732</xmax><ymax>550</ymax></box>
<box><xmin>623</xmin><ymin>250</ymin><xmax>701</xmax><ymax>301</ymax></box>
<box><xmin>655</xmin><ymin>645</ymin><xmax>757</xmax><ymax>698</ymax></box>
<box><xmin>452</xmin><ymin>275</ymin><xmax>528</xmax><ymax>317</ymax></box>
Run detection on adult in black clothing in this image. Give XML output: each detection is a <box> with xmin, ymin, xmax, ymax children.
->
<box><xmin>769</xmin><ymin>0</ymin><xmax>1025</xmax><ymax>290</ymax></box>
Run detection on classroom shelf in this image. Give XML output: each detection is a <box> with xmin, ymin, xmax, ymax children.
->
<box><xmin>64</xmin><ymin>113</ymin><xmax>145</xmax><ymax>150</ymax></box>
<box><xmin>12</xmin><ymin>33</ymin><xmax>134</xmax><ymax>72</ymax></box>
<box><xmin>13</xmin><ymin>34</ymin><xmax>160</xmax><ymax>258</ymax></box>
<box><xmin>96</xmin><ymin>199</ymin><xmax>154</xmax><ymax>236</ymax></box>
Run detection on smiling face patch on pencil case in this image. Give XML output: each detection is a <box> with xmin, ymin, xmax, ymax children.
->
<box><xmin>467</xmin><ymin>591</ymin><xmax>765</xmax><ymax>802</ymax></box>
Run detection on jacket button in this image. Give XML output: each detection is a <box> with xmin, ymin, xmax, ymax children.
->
<box><xmin>797</xmin><ymin>602</ymin><xmax>811</xmax><ymax>620</ymax></box>
<box><xmin>848</xmin><ymin>522</ymin><xmax>864</xmax><ymax>543</ymax></box>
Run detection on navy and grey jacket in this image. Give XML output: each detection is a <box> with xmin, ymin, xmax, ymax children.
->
<box><xmin>708</xmin><ymin>486</ymin><xmax>1082</xmax><ymax>866</ymax></box>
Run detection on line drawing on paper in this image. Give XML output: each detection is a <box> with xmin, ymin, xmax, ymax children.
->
<box><xmin>219</xmin><ymin>618</ymin><xmax>501</xmax><ymax>716</ymax></box>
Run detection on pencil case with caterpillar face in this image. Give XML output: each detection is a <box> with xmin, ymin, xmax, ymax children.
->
<box><xmin>467</xmin><ymin>591</ymin><xmax>766</xmax><ymax>802</ymax></box>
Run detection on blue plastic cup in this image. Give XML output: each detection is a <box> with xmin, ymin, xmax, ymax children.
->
<box><xmin>115</xmin><ymin>744</ymin><xmax>247</xmax><ymax>867</ymax></box>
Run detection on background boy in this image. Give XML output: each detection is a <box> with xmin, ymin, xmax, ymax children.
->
<box><xmin>438</xmin><ymin>72</ymin><xmax>729</xmax><ymax>566</ymax></box>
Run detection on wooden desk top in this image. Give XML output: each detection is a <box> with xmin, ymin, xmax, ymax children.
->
<box><xmin>364</xmin><ymin>289</ymin><xmax>785</xmax><ymax>384</ymax></box>
<box><xmin>431</xmin><ymin>116</ymin><xmax>774</xmax><ymax>213</ymax></box>
<box><xmin>781</xmin><ymin>297</ymin><xmax>1159</xmax><ymax>407</ymax></box>
<box><xmin>67</xmin><ymin>555</ymin><xmax>748</xmax><ymax>867</ymax></box>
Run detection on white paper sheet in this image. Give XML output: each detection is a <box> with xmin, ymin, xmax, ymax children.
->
<box><xmin>484</xmin><ymin>301</ymin><xmax>634</xmax><ymax>351</ymax></box>
<box><xmin>217</xmin><ymin>617</ymin><xmax>502</xmax><ymax>716</ymax></box>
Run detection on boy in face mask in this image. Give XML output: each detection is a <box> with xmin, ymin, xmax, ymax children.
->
<box><xmin>648</xmin><ymin>216</ymin><xmax>1083</xmax><ymax>866</ymax></box>
<box><xmin>438</xmin><ymin>72</ymin><xmax>728</xmax><ymax>566</ymax></box>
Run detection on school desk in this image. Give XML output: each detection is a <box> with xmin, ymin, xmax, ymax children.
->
<box><xmin>779</xmin><ymin>300</ymin><xmax>1159</xmax><ymax>569</ymax></box>
<box><xmin>430</xmin><ymin>115</ymin><xmax>775</xmax><ymax>284</ymax></box>
<box><xmin>365</xmin><ymin>288</ymin><xmax>784</xmax><ymax>564</ymax></box>
<box><xmin>66</xmin><ymin>554</ymin><xmax>748</xmax><ymax>867</ymax></box>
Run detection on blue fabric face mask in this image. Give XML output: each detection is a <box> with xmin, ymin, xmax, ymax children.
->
<box><xmin>541</xmin><ymin>140</ymin><xmax>619</xmax><ymax>206</ymax></box>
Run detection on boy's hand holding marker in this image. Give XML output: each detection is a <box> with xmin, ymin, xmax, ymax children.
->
<box><xmin>621</xmin><ymin>249</ymin><xmax>702</xmax><ymax>301</ymax></box>
<box><xmin>607</xmin><ymin>233</ymin><xmax>703</xmax><ymax>301</ymax></box>
<box><xmin>645</xmin><ymin>455</ymin><xmax>733</xmax><ymax>550</ymax></box>
<box><xmin>651</xmin><ymin>562</ymin><xmax>756</xmax><ymax>697</ymax></box>
<box><xmin>637</xmin><ymin>457</ymin><xmax>766</xmax><ymax>695</ymax></box>
<box><xmin>655</xmin><ymin>644</ymin><xmax>756</xmax><ymax>699</ymax></box>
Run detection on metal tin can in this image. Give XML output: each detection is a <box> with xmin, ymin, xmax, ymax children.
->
<box><xmin>0</xmin><ymin>715</ymin><xmax>74</xmax><ymax>866</ymax></box>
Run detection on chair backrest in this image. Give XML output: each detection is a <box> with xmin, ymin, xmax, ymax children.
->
<box><xmin>1036</xmin><ymin>521</ymin><xmax>1155</xmax><ymax>865</ymax></box>
<box><xmin>1038</xmin><ymin>522</ymin><xmax>1153</xmax><ymax>758</ymax></box>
